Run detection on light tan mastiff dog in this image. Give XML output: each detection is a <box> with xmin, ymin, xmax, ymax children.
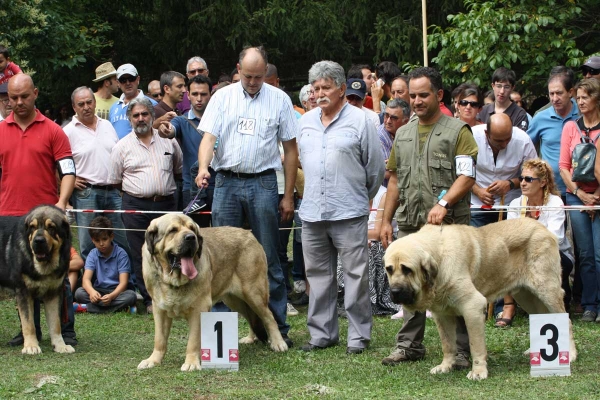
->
<box><xmin>384</xmin><ymin>218</ymin><xmax>576</xmax><ymax>380</ymax></box>
<box><xmin>138</xmin><ymin>214</ymin><xmax>288</xmax><ymax>371</ymax></box>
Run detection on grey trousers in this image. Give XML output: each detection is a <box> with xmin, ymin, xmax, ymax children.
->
<box><xmin>393</xmin><ymin>229</ymin><xmax>470</xmax><ymax>357</ymax></box>
<box><xmin>303</xmin><ymin>216</ymin><xmax>371</xmax><ymax>349</ymax></box>
<box><xmin>74</xmin><ymin>287</ymin><xmax>137</xmax><ymax>314</ymax></box>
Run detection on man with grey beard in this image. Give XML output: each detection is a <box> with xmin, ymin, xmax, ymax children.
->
<box><xmin>107</xmin><ymin>97</ymin><xmax>183</xmax><ymax>314</ymax></box>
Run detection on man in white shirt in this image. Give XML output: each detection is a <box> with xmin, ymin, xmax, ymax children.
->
<box><xmin>470</xmin><ymin>113</ymin><xmax>537</xmax><ymax>227</ymax></box>
<box><xmin>64</xmin><ymin>87</ymin><xmax>129</xmax><ymax>258</ymax></box>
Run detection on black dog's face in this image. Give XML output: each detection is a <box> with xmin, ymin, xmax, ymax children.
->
<box><xmin>25</xmin><ymin>206</ymin><xmax>69</xmax><ymax>264</ymax></box>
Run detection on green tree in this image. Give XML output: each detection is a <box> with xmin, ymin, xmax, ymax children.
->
<box><xmin>428</xmin><ymin>0</ymin><xmax>598</xmax><ymax>93</ymax></box>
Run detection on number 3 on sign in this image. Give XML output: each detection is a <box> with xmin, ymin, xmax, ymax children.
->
<box><xmin>529</xmin><ymin>313</ymin><xmax>570</xmax><ymax>377</ymax></box>
<box><xmin>200</xmin><ymin>312</ymin><xmax>239</xmax><ymax>371</ymax></box>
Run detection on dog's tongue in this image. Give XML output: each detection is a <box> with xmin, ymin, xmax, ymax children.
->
<box><xmin>180</xmin><ymin>257</ymin><xmax>197</xmax><ymax>279</ymax></box>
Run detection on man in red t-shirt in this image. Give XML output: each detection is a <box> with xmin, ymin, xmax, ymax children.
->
<box><xmin>0</xmin><ymin>45</ymin><xmax>22</xmax><ymax>86</ymax></box>
<box><xmin>0</xmin><ymin>74</ymin><xmax>77</xmax><ymax>347</ymax></box>
<box><xmin>0</xmin><ymin>74</ymin><xmax>75</xmax><ymax>215</ymax></box>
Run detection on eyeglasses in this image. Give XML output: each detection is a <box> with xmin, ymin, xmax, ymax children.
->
<box><xmin>384</xmin><ymin>113</ymin><xmax>400</xmax><ymax>121</ymax></box>
<box><xmin>519</xmin><ymin>176</ymin><xmax>541</xmax><ymax>183</ymax></box>
<box><xmin>0</xmin><ymin>98</ymin><xmax>9</xmax><ymax>105</ymax></box>
<box><xmin>131</xmin><ymin>111</ymin><xmax>150</xmax><ymax>119</ymax></box>
<box><xmin>188</xmin><ymin>68</ymin><xmax>207</xmax><ymax>75</ymax></box>
<box><xmin>493</xmin><ymin>83</ymin><xmax>513</xmax><ymax>91</ymax></box>
<box><xmin>150</xmin><ymin>93</ymin><xmax>161</xmax><ymax>99</ymax></box>
<box><xmin>118</xmin><ymin>76</ymin><xmax>137</xmax><ymax>84</ymax></box>
<box><xmin>582</xmin><ymin>66</ymin><xmax>600</xmax><ymax>76</ymax></box>
<box><xmin>459</xmin><ymin>100</ymin><xmax>481</xmax><ymax>108</ymax></box>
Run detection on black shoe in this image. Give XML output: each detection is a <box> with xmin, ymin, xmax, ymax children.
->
<box><xmin>346</xmin><ymin>346</ymin><xmax>365</xmax><ymax>355</ymax></box>
<box><xmin>300</xmin><ymin>342</ymin><xmax>336</xmax><ymax>352</ymax></box>
<box><xmin>8</xmin><ymin>331</ymin><xmax>42</xmax><ymax>347</ymax></box>
<box><xmin>184</xmin><ymin>197</ymin><xmax>207</xmax><ymax>214</ymax></box>
<box><xmin>281</xmin><ymin>334</ymin><xmax>293</xmax><ymax>348</ymax></box>
<box><xmin>63</xmin><ymin>336</ymin><xmax>78</xmax><ymax>346</ymax></box>
<box><xmin>291</xmin><ymin>293</ymin><xmax>309</xmax><ymax>306</ymax></box>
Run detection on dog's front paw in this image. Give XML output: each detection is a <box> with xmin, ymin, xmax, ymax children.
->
<box><xmin>181</xmin><ymin>360</ymin><xmax>201</xmax><ymax>372</ymax></box>
<box><xmin>239</xmin><ymin>335</ymin><xmax>257</xmax><ymax>345</ymax></box>
<box><xmin>467</xmin><ymin>366</ymin><xmax>488</xmax><ymax>380</ymax></box>
<box><xmin>53</xmin><ymin>344</ymin><xmax>75</xmax><ymax>354</ymax></box>
<box><xmin>22</xmin><ymin>345</ymin><xmax>42</xmax><ymax>355</ymax></box>
<box><xmin>138</xmin><ymin>358</ymin><xmax>159</xmax><ymax>370</ymax></box>
<box><xmin>430</xmin><ymin>362</ymin><xmax>453</xmax><ymax>375</ymax></box>
<box><xmin>269</xmin><ymin>339</ymin><xmax>288</xmax><ymax>352</ymax></box>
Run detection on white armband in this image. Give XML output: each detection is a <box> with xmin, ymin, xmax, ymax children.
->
<box><xmin>455</xmin><ymin>155</ymin><xmax>476</xmax><ymax>178</ymax></box>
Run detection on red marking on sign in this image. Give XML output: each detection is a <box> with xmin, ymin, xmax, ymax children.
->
<box><xmin>229</xmin><ymin>349</ymin><xmax>239</xmax><ymax>363</ymax></box>
<box><xmin>559</xmin><ymin>351</ymin><xmax>569</xmax><ymax>365</ymax></box>
<box><xmin>530</xmin><ymin>352</ymin><xmax>541</xmax><ymax>366</ymax></box>
<box><xmin>201</xmin><ymin>349</ymin><xmax>210</xmax><ymax>361</ymax></box>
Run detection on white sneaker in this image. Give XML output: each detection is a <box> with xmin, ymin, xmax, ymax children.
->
<box><xmin>293</xmin><ymin>280</ymin><xmax>306</xmax><ymax>294</ymax></box>
<box><xmin>287</xmin><ymin>303</ymin><xmax>299</xmax><ymax>316</ymax></box>
<box><xmin>426</xmin><ymin>310</ymin><xmax>432</xmax><ymax>318</ymax></box>
<box><xmin>391</xmin><ymin>308</ymin><xmax>403</xmax><ymax>319</ymax></box>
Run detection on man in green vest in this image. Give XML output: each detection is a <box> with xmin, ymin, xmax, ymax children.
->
<box><xmin>380</xmin><ymin>67</ymin><xmax>478</xmax><ymax>369</ymax></box>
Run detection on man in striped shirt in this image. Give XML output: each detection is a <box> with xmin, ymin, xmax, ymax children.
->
<box><xmin>108</xmin><ymin>97</ymin><xmax>183</xmax><ymax>313</ymax></box>
<box><xmin>195</xmin><ymin>46</ymin><xmax>298</xmax><ymax>347</ymax></box>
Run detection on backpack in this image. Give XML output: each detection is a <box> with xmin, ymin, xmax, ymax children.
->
<box><xmin>571</xmin><ymin>118</ymin><xmax>598</xmax><ymax>183</ymax></box>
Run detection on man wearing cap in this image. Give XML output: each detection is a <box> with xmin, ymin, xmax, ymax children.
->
<box><xmin>345</xmin><ymin>78</ymin><xmax>380</xmax><ymax>130</ymax></box>
<box><xmin>0</xmin><ymin>82</ymin><xmax>10</xmax><ymax>121</ymax></box>
<box><xmin>108</xmin><ymin>63</ymin><xmax>157</xmax><ymax>139</ymax></box>
<box><xmin>581</xmin><ymin>56</ymin><xmax>600</xmax><ymax>80</ymax></box>
<box><xmin>93</xmin><ymin>62</ymin><xmax>119</xmax><ymax>120</ymax></box>
<box><xmin>63</xmin><ymin>86</ymin><xmax>130</xmax><ymax>259</ymax></box>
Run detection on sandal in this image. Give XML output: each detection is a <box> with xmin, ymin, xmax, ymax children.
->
<box><xmin>494</xmin><ymin>302</ymin><xmax>515</xmax><ymax>328</ymax></box>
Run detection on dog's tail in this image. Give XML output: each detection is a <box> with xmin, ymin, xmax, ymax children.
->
<box><xmin>246</xmin><ymin>307</ymin><xmax>269</xmax><ymax>343</ymax></box>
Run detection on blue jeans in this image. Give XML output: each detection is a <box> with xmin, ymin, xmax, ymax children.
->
<box><xmin>212</xmin><ymin>171</ymin><xmax>289</xmax><ymax>335</ymax></box>
<box><xmin>566</xmin><ymin>193</ymin><xmax>600</xmax><ymax>313</ymax></box>
<box><xmin>469</xmin><ymin>210</ymin><xmax>501</xmax><ymax>228</ymax></box>
<box><xmin>71</xmin><ymin>187</ymin><xmax>130</xmax><ymax>259</ymax></box>
<box><xmin>292</xmin><ymin>197</ymin><xmax>305</xmax><ymax>282</ymax></box>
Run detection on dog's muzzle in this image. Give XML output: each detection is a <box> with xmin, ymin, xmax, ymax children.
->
<box><xmin>390</xmin><ymin>286</ymin><xmax>416</xmax><ymax>305</ymax></box>
<box><xmin>32</xmin><ymin>234</ymin><xmax>51</xmax><ymax>261</ymax></box>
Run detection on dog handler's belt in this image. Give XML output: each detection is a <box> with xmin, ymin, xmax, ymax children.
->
<box><xmin>218</xmin><ymin>169</ymin><xmax>275</xmax><ymax>179</ymax></box>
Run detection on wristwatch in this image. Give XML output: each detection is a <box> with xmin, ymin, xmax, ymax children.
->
<box><xmin>508</xmin><ymin>180</ymin><xmax>515</xmax><ymax>190</ymax></box>
<box><xmin>437</xmin><ymin>199</ymin><xmax>449</xmax><ymax>209</ymax></box>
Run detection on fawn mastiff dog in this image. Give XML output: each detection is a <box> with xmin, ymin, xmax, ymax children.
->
<box><xmin>384</xmin><ymin>218</ymin><xmax>576</xmax><ymax>380</ymax></box>
<box><xmin>138</xmin><ymin>214</ymin><xmax>288</xmax><ymax>371</ymax></box>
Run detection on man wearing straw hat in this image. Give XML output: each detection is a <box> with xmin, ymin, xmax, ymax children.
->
<box><xmin>470</xmin><ymin>113</ymin><xmax>537</xmax><ymax>327</ymax></box>
<box><xmin>92</xmin><ymin>62</ymin><xmax>119</xmax><ymax>120</ymax></box>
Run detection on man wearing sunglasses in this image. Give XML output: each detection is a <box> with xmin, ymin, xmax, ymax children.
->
<box><xmin>477</xmin><ymin>67</ymin><xmax>529</xmax><ymax>132</ymax></box>
<box><xmin>147</xmin><ymin>80</ymin><xmax>162</xmax><ymax>102</ymax></box>
<box><xmin>176</xmin><ymin>56</ymin><xmax>209</xmax><ymax>115</ymax></box>
<box><xmin>581</xmin><ymin>56</ymin><xmax>600</xmax><ymax>80</ymax></box>
<box><xmin>108</xmin><ymin>63</ymin><xmax>157</xmax><ymax>139</ymax></box>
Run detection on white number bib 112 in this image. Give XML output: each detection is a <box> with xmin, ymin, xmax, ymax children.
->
<box><xmin>201</xmin><ymin>312</ymin><xmax>239</xmax><ymax>371</ymax></box>
<box><xmin>529</xmin><ymin>313</ymin><xmax>570</xmax><ymax>377</ymax></box>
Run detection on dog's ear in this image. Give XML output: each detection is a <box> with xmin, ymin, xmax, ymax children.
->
<box><xmin>420</xmin><ymin>251</ymin><xmax>438</xmax><ymax>288</ymax></box>
<box><xmin>192</xmin><ymin>221</ymin><xmax>204</xmax><ymax>259</ymax></box>
<box><xmin>145</xmin><ymin>220</ymin><xmax>159</xmax><ymax>254</ymax></box>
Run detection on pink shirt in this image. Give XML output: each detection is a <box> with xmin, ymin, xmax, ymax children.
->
<box><xmin>0</xmin><ymin>62</ymin><xmax>22</xmax><ymax>85</ymax></box>
<box><xmin>63</xmin><ymin>116</ymin><xmax>119</xmax><ymax>185</ymax></box>
<box><xmin>558</xmin><ymin>120</ymin><xmax>600</xmax><ymax>194</ymax></box>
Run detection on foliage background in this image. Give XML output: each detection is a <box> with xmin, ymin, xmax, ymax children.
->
<box><xmin>2</xmin><ymin>0</ymin><xmax>599</xmax><ymax>111</ymax></box>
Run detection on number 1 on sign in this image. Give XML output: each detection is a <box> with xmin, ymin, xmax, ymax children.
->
<box><xmin>214</xmin><ymin>321</ymin><xmax>223</xmax><ymax>358</ymax></box>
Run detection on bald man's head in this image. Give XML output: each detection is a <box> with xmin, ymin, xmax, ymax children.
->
<box><xmin>486</xmin><ymin>113</ymin><xmax>513</xmax><ymax>151</ymax></box>
<box><xmin>237</xmin><ymin>47</ymin><xmax>268</xmax><ymax>96</ymax></box>
<box><xmin>8</xmin><ymin>74</ymin><xmax>38</xmax><ymax>121</ymax></box>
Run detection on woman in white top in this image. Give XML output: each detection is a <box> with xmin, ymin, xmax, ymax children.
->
<box><xmin>505</xmin><ymin>159</ymin><xmax>574</xmax><ymax>324</ymax></box>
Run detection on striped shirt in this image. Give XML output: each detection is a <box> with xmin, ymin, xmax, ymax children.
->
<box><xmin>63</xmin><ymin>116</ymin><xmax>119</xmax><ymax>185</ymax></box>
<box><xmin>107</xmin><ymin>129</ymin><xmax>183</xmax><ymax>198</ymax></box>
<box><xmin>376</xmin><ymin>123</ymin><xmax>394</xmax><ymax>160</ymax></box>
<box><xmin>198</xmin><ymin>82</ymin><xmax>298</xmax><ymax>173</ymax></box>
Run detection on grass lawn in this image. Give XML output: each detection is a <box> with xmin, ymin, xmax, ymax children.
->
<box><xmin>0</xmin><ymin>296</ymin><xmax>598</xmax><ymax>400</ymax></box>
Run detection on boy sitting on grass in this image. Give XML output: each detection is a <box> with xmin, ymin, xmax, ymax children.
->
<box><xmin>74</xmin><ymin>216</ymin><xmax>137</xmax><ymax>313</ymax></box>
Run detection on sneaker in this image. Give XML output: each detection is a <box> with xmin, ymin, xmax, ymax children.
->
<box><xmin>381</xmin><ymin>348</ymin><xmax>424</xmax><ymax>366</ymax></box>
<box><xmin>426</xmin><ymin>310</ymin><xmax>432</xmax><ymax>318</ymax></box>
<box><xmin>286</xmin><ymin>303</ymin><xmax>299</xmax><ymax>316</ymax></box>
<box><xmin>73</xmin><ymin>303</ymin><xmax>87</xmax><ymax>313</ymax></box>
<box><xmin>581</xmin><ymin>310</ymin><xmax>597</xmax><ymax>322</ymax></box>
<box><xmin>135</xmin><ymin>292</ymin><xmax>143</xmax><ymax>301</ymax></box>
<box><xmin>293</xmin><ymin>280</ymin><xmax>306</xmax><ymax>294</ymax></box>
<box><xmin>390</xmin><ymin>308</ymin><xmax>404</xmax><ymax>319</ymax></box>
<box><xmin>184</xmin><ymin>196</ymin><xmax>207</xmax><ymax>214</ymax></box>
<box><xmin>63</xmin><ymin>336</ymin><xmax>78</xmax><ymax>346</ymax></box>
<box><xmin>291</xmin><ymin>292</ymin><xmax>309</xmax><ymax>306</ymax></box>
<box><xmin>454</xmin><ymin>353</ymin><xmax>471</xmax><ymax>370</ymax></box>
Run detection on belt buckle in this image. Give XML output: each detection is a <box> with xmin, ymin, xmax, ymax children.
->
<box><xmin>153</xmin><ymin>195</ymin><xmax>160</xmax><ymax>202</ymax></box>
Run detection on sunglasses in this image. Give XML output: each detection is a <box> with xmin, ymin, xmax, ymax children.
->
<box><xmin>459</xmin><ymin>100</ymin><xmax>481</xmax><ymax>108</ymax></box>
<box><xmin>384</xmin><ymin>113</ymin><xmax>400</xmax><ymax>121</ymax></box>
<box><xmin>188</xmin><ymin>68</ymin><xmax>207</xmax><ymax>75</ymax></box>
<box><xmin>582</xmin><ymin>66</ymin><xmax>600</xmax><ymax>76</ymax></box>
<box><xmin>150</xmin><ymin>93</ymin><xmax>161</xmax><ymax>99</ymax></box>
<box><xmin>519</xmin><ymin>176</ymin><xmax>541</xmax><ymax>183</ymax></box>
<box><xmin>118</xmin><ymin>76</ymin><xmax>137</xmax><ymax>84</ymax></box>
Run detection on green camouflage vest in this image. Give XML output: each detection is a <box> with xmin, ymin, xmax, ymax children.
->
<box><xmin>393</xmin><ymin>114</ymin><xmax>471</xmax><ymax>229</ymax></box>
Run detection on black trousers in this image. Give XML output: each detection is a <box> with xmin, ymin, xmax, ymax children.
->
<box><xmin>121</xmin><ymin>193</ymin><xmax>176</xmax><ymax>306</ymax></box>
